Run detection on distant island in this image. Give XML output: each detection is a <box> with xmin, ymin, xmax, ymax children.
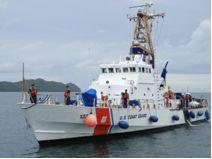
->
<box><xmin>0</xmin><ymin>78</ymin><xmax>81</xmax><ymax>92</ymax></box>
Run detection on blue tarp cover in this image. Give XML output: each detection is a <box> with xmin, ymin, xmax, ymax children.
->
<box><xmin>67</xmin><ymin>99</ymin><xmax>77</xmax><ymax>105</ymax></box>
<box><xmin>82</xmin><ymin>89</ymin><xmax>97</xmax><ymax>107</ymax></box>
<box><xmin>129</xmin><ymin>99</ymin><xmax>141</xmax><ymax>108</ymax></box>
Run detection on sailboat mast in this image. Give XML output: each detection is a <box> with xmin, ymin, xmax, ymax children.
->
<box><xmin>22</xmin><ymin>63</ymin><xmax>26</xmax><ymax>102</ymax></box>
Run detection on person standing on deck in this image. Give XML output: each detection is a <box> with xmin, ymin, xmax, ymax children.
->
<box><xmin>100</xmin><ymin>92</ymin><xmax>108</xmax><ymax>107</ymax></box>
<box><xmin>121</xmin><ymin>92</ymin><xmax>124</xmax><ymax>108</ymax></box>
<box><xmin>164</xmin><ymin>92</ymin><xmax>169</xmax><ymax>107</ymax></box>
<box><xmin>179</xmin><ymin>94</ymin><xmax>184</xmax><ymax>109</ymax></box>
<box><xmin>64</xmin><ymin>85</ymin><xmax>71</xmax><ymax>105</ymax></box>
<box><xmin>100</xmin><ymin>92</ymin><xmax>105</xmax><ymax>107</ymax></box>
<box><xmin>123</xmin><ymin>89</ymin><xmax>129</xmax><ymax>108</ymax></box>
<box><xmin>185</xmin><ymin>93</ymin><xmax>191</xmax><ymax>108</ymax></box>
<box><xmin>29</xmin><ymin>84</ymin><xmax>37</xmax><ymax>104</ymax></box>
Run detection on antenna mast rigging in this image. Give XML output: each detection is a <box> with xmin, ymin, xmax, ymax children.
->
<box><xmin>128</xmin><ymin>3</ymin><xmax>165</xmax><ymax>68</ymax></box>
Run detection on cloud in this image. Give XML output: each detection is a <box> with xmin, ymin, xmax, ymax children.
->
<box><xmin>0</xmin><ymin>0</ymin><xmax>21</xmax><ymax>30</ymax></box>
<box><xmin>167</xmin><ymin>73</ymin><xmax>210</xmax><ymax>93</ymax></box>
<box><xmin>96</xmin><ymin>29</ymin><xmax>107</xmax><ymax>34</ymax></box>
<box><xmin>0</xmin><ymin>0</ymin><xmax>210</xmax><ymax>91</ymax></box>
<box><xmin>156</xmin><ymin>19</ymin><xmax>211</xmax><ymax>74</ymax></box>
<box><xmin>0</xmin><ymin>18</ymin><xmax>20</xmax><ymax>29</ymax></box>
<box><xmin>0</xmin><ymin>19</ymin><xmax>210</xmax><ymax>90</ymax></box>
<box><xmin>0</xmin><ymin>40</ymin><xmax>128</xmax><ymax>88</ymax></box>
<box><xmin>0</xmin><ymin>0</ymin><xmax>8</xmax><ymax>10</ymax></box>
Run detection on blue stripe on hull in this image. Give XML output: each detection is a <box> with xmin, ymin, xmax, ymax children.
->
<box><xmin>108</xmin><ymin>108</ymin><xmax>114</xmax><ymax>133</ymax></box>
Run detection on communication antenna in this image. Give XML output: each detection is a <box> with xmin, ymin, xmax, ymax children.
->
<box><xmin>129</xmin><ymin>2</ymin><xmax>153</xmax><ymax>9</ymax></box>
<box><xmin>186</xmin><ymin>86</ymin><xmax>189</xmax><ymax>94</ymax></box>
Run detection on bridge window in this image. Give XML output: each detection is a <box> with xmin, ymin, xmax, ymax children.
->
<box><xmin>123</xmin><ymin>67</ymin><xmax>128</xmax><ymax>73</ymax></box>
<box><xmin>102</xmin><ymin>68</ymin><xmax>107</xmax><ymax>73</ymax></box>
<box><xmin>130</xmin><ymin>67</ymin><xmax>136</xmax><ymax>72</ymax></box>
<box><xmin>145</xmin><ymin>68</ymin><xmax>149</xmax><ymax>73</ymax></box>
<box><xmin>142</xmin><ymin>67</ymin><xmax>145</xmax><ymax>73</ymax></box>
<box><xmin>108</xmin><ymin>68</ymin><xmax>114</xmax><ymax>73</ymax></box>
<box><xmin>139</xmin><ymin>67</ymin><xmax>141</xmax><ymax>72</ymax></box>
<box><xmin>149</xmin><ymin>68</ymin><xmax>151</xmax><ymax>73</ymax></box>
<box><xmin>115</xmin><ymin>68</ymin><xmax>121</xmax><ymax>73</ymax></box>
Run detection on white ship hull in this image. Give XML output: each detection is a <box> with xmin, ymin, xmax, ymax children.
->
<box><xmin>18</xmin><ymin>103</ymin><xmax>209</xmax><ymax>142</ymax></box>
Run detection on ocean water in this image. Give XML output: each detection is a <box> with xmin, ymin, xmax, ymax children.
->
<box><xmin>0</xmin><ymin>92</ymin><xmax>210</xmax><ymax>158</ymax></box>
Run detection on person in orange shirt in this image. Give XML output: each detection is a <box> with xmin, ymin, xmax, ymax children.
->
<box><xmin>101</xmin><ymin>92</ymin><xmax>104</xmax><ymax>101</ymax></box>
<box><xmin>164</xmin><ymin>92</ymin><xmax>169</xmax><ymax>107</ymax></box>
<box><xmin>100</xmin><ymin>92</ymin><xmax>104</xmax><ymax>107</ymax></box>
<box><xmin>29</xmin><ymin>84</ymin><xmax>37</xmax><ymax>104</ymax></box>
<box><xmin>100</xmin><ymin>92</ymin><xmax>108</xmax><ymax>107</ymax></box>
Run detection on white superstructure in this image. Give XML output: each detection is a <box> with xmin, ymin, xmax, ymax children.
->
<box><xmin>90</xmin><ymin>55</ymin><xmax>164</xmax><ymax>108</ymax></box>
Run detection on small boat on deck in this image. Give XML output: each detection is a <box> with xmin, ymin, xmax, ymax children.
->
<box><xmin>18</xmin><ymin>3</ymin><xmax>210</xmax><ymax>143</ymax></box>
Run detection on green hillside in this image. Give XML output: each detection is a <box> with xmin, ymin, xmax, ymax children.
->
<box><xmin>0</xmin><ymin>78</ymin><xmax>81</xmax><ymax>92</ymax></box>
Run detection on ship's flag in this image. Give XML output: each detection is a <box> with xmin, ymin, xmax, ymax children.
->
<box><xmin>161</xmin><ymin>61</ymin><xmax>169</xmax><ymax>80</ymax></box>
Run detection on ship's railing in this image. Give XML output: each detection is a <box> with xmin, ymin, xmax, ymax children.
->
<box><xmin>96</xmin><ymin>98</ymin><xmax>163</xmax><ymax>110</ymax></box>
<box><xmin>164</xmin><ymin>97</ymin><xmax>209</xmax><ymax>110</ymax></box>
<box><xmin>164</xmin><ymin>99</ymin><xmax>180</xmax><ymax>109</ymax></box>
<box><xmin>23</xmin><ymin>92</ymin><xmax>203</xmax><ymax>111</ymax></box>
<box><xmin>21</xmin><ymin>92</ymin><xmax>58</xmax><ymax>105</ymax></box>
<box><xmin>118</xmin><ymin>54</ymin><xmax>150</xmax><ymax>65</ymax></box>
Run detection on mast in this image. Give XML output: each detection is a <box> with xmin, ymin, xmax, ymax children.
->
<box><xmin>22</xmin><ymin>63</ymin><xmax>26</xmax><ymax>102</ymax></box>
<box><xmin>128</xmin><ymin>3</ymin><xmax>165</xmax><ymax>68</ymax></box>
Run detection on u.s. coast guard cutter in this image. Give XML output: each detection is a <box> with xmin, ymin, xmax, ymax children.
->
<box><xmin>18</xmin><ymin>4</ymin><xmax>210</xmax><ymax>142</ymax></box>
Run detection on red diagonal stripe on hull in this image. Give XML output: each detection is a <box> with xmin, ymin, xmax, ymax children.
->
<box><xmin>94</xmin><ymin>126</ymin><xmax>110</xmax><ymax>136</ymax></box>
<box><xmin>93</xmin><ymin>107</ymin><xmax>111</xmax><ymax>136</ymax></box>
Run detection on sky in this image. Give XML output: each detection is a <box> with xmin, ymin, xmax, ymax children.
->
<box><xmin>0</xmin><ymin>0</ymin><xmax>211</xmax><ymax>92</ymax></box>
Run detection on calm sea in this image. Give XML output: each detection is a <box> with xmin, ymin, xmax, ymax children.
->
<box><xmin>0</xmin><ymin>92</ymin><xmax>210</xmax><ymax>158</ymax></box>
